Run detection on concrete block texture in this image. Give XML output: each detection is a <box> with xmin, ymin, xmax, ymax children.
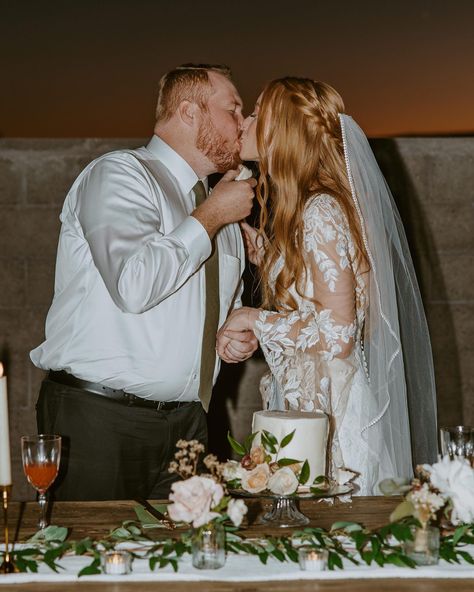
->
<box><xmin>0</xmin><ymin>137</ymin><xmax>473</xmax><ymax>499</ymax></box>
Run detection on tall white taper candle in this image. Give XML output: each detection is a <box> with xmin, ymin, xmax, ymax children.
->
<box><xmin>0</xmin><ymin>363</ymin><xmax>12</xmax><ymax>486</ymax></box>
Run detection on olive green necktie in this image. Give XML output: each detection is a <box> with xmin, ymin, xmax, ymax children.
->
<box><xmin>193</xmin><ymin>180</ymin><xmax>220</xmax><ymax>411</ymax></box>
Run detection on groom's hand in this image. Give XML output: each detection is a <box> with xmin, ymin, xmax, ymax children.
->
<box><xmin>192</xmin><ymin>169</ymin><xmax>256</xmax><ymax>238</ymax></box>
<box><xmin>216</xmin><ymin>329</ymin><xmax>258</xmax><ymax>364</ymax></box>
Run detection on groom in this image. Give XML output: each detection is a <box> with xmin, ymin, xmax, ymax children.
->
<box><xmin>30</xmin><ymin>64</ymin><xmax>258</xmax><ymax>500</ymax></box>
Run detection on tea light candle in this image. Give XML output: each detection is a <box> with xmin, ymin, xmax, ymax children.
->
<box><xmin>0</xmin><ymin>362</ymin><xmax>12</xmax><ymax>486</ymax></box>
<box><xmin>298</xmin><ymin>547</ymin><xmax>328</xmax><ymax>571</ymax></box>
<box><xmin>101</xmin><ymin>550</ymin><xmax>132</xmax><ymax>575</ymax></box>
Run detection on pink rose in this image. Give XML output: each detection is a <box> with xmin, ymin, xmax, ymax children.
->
<box><xmin>241</xmin><ymin>463</ymin><xmax>270</xmax><ymax>493</ymax></box>
<box><xmin>168</xmin><ymin>476</ymin><xmax>224</xmax><ymax>527</ymax></box>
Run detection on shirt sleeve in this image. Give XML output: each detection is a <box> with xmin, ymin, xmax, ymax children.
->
<box><xmin>77</xmin><ymin>154</ymin><xmax>211</xmax><ymax>313</ymax></box>
<box><xmin>254</xmin><ymin>196</ymin><xmax>358</xmax><ymax>374</ymax></box>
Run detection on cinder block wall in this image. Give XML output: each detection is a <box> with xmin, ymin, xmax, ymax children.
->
<box><xmin>0</xmin><ymin>138</ymin><xmax>472</xmax><ymax>500</ymax></box>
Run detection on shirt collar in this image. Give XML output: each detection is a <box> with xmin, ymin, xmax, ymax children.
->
<box><xmin>145</xmin><ymin>135</ymin><xmax>208</xmax><ymax>195</ymax></box>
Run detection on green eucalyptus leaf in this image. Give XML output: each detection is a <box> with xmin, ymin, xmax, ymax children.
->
<box><xmin>227</xmin><ymin>432</ymin><xmax>246</xmax><ymax>456</ymax></box>
<box><xmin>453</xmin><ymin>524</ymin><xmax>470</xmax><ymax>546</ymax></box>
<box><xmin>149</xmin><ymin>556</ymin><xmax>159</xmax><ymax>571</ymax></box>
<box><xmin>262</xmin><ymin>430</ymin><xmax>278</xmax><ymax>447</ymax></box>
<box><xmin>28</xmin><ymin>525</ymin><xmax>68</xmax><ymax>543</ymax></box>
<box><xmin>299</xmin><ymin>460</ymin><xmax>310</xmax><ymax>485</ymax></box>
<box><xmin>331</xmin><ymin>521</ymin><xmax>363</xmax><ymax>533</ymax></box>
<box><xmin>244</xmin><ymin>432</ymin><xmax>258</xmax><ymax>453</ymax></box>
<box><xmin>277</xmin><ymin>458</ymin><xmax>301</xmax><ymax>467</ymax></box>
<box><xmin>280</xmin><ymin>430</ymin><xmax>296</xmax><ymax>449</ymax></box>
<box><xmin>327</xmin><ymin>550</ymin><xmax>343</xmax><ymax>570</ymax></box>
<box><xmin>111</xmin><ymin>527</ymin><xmax>132</xmax><ymax>539</ymax></box>
<box><xmin>312</xmin><ymin>474</ymin><xmax>327</xmax><ymax>484</ymax></box>
<box><xmin>261</xmin><ymin>431</ymin><xmax>277</xmax><ymax>454</ymax></box>
<box><xmin>78</xmin><ymin>558</ymin><xmax>101</xmax><ymax>577</ymax></box>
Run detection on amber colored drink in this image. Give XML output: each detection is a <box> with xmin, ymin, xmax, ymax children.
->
<box><xmin>24</xmin><ymin>462</ymin><xmax>58</xmax><ymax>492</ymax></box>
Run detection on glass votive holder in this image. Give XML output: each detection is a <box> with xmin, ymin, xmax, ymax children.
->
<box><xmin>403</xmin><ymin>525</ymin><xmax>440</xmax><ymax>566</ymax></box>
<box><xmin>101</xmin><ymin>550</ymin><xmax>132</xmax><ymax>575</ymax></box>
<box><xmin>298</xmin><ymin>546</ymin><xmax>328</xmax><ymax>571</ymax></box>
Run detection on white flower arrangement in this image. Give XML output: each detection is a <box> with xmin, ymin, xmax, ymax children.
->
<box><xmin>381</xmin><ymin>455</ymin><xmax>474</xmax><ymax>528</ymax></box>
<box><xmin>166</xmin><ymin>440</ymin><xmax>248</xmax><ymax>528</ymax></box>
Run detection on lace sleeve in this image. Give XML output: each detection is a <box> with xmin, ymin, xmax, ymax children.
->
<box><xmin>255</xmin><ymin>196</ymin><xmax>358</xmax><ymax>374</ymax></box>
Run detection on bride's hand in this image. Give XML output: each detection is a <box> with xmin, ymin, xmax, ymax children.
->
<box><xmin>240</xmin><ymin>222</ymin><xmax>264</xmax><ymax>266</ymax></box>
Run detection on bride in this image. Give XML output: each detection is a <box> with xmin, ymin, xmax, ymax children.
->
<box><xmin>216</xmin><ymin>78</ymin><xmax>438</xmax><ymax>495</ymax></box>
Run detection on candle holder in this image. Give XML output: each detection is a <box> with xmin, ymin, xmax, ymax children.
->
<box><xmin>0</xmin><ymin>485</ymin><xmax>18</xmax><ymax>574</ymax></box>
<box><xmin>101</xmin><ymin>550</ymin><xmax>132</xmax><ymax>575</ymax></box>
<box><xmin>298</xmin><ymin>546</ymin><xmax>328</xmax><ymax>571</ymax></box>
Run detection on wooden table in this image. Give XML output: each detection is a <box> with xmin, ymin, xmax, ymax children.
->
<box><xmin>2</xmin><ymin>497</ymin><xmax>473</xmax><ymax>591</ymax></box>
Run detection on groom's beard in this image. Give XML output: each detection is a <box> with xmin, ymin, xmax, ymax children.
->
<box><xmin>196</xmin><ymin>115</ymin><xmax>241</xmax><ymax>172</ymax></box>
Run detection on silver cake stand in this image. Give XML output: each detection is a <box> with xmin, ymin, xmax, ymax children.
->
<box><xmin>229</xmin><ymin>484</ymin><xmax>352</xmax><ymax>528</ymax></box>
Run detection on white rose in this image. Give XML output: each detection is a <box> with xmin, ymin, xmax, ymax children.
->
<box><xmin>268</xmin><ymin>467</ymin><xmax>299</xmax><ymax>495</ymax></box>
<box><xmin>222</xmin><ymin>460</ymin><xmax>245</xmax><ymax>482</ymax></box>
<box><xmin>227</xmin><ymin>498</ymin><xmax>248</xmax><ymax>527</ymax></box>
<box><xmin>168</xmin><ymin>476</ymin><xmax>224</xmax><ymax>528</ymax></box>
<box><xmin>425</xmin><ymin>456</ymin><xmax>474</xmax><ymax>524</ymax></box>
<box><xmin>241</xmin><ymin>463</ymin><xmax>270</xmax><ymax>494</ymax></box>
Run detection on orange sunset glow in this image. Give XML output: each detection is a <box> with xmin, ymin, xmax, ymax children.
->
<box><xmin>2</xmin><ymin>0</ymin><xmax>474</xmax><ymax>138</ymax></box>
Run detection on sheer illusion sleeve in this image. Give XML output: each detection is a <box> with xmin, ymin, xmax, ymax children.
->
<box><xmin>255</xmin><ymin>196</ymin><xmax>358</xmax><ymax>381</ymax></box>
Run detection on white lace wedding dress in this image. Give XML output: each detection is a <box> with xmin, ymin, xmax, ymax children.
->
<box><xmin>254</xmin><ymin>193</ymin><xmax>397</xmax><ymax>495</ymax></box>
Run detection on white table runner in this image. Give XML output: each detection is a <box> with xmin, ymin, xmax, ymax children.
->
<box><xmin>1</xmin><ymin>547</ymin><xmax>473</xmax><ymax>584</ymax></box>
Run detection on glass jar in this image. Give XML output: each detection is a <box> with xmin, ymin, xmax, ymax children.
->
<box><xmin>403</xmin><ymin>525</ymin><xmax>440</xmax><ymax>566</ymax></box>
<box><xmin>191</xmin><ymin>520</ymin><xmax>226</xmax><ymax>569</ymax></box>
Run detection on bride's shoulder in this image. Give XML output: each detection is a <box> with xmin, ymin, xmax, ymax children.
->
<box><xmin>305</xmin><ymin>193</ymin><xmax>346</xmax><ymax>222</ymax></box>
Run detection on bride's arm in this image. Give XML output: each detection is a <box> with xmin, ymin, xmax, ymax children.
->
<box><xmin>217</xmin><ymin>197</ymin><xmax>359</xmax><ymax>366</ymax></box>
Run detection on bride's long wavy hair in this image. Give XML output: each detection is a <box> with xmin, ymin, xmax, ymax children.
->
<box><xmin>256</xmin><ymin>77</ymin><xmax>368</xmax><ymax>310</ymax></box>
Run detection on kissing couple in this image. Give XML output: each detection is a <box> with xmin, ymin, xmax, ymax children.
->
<box><xmin>32</xmin><ymin>64</ymin><xmax>437</xmax><ymax>501</ymax></box>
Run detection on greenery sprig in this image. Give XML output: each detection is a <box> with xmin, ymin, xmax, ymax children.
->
<box><xmin>10</xmin><ymin>518</ymin><xmax>474</xmax><ymax>576</ymax></box>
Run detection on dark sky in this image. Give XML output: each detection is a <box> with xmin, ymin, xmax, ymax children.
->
<box><xmin>2</xmin><ymin>0</ymin><xmax>474</xmax><ymax>137</ymax></box>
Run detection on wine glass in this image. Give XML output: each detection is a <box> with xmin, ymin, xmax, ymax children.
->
<box><xmin>21</xmin><ymin>434</ymin><xmax>61</xmax><ymax>529</ymax></box>
<box><xmin>439</xmin><ymin>426</ymin><xmax>474</xmax><ymax>465</ymax></box>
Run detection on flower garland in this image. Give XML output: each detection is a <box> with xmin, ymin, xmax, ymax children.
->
<box><xmin>10</xmin><ymin>517</ymin><xmax>474</xmax><ymax>576</ymax></box>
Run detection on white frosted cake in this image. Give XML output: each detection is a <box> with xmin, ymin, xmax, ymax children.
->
<box><xmin>252</xmin><ymin>410</ymin><xmax>329</xmax><ymax>485</ymax></box>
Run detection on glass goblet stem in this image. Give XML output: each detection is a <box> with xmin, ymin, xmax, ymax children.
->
<box><xmin>38</xmin><ymin>491</ymin><xmax>47</xmax><ymax>530</ymax></box>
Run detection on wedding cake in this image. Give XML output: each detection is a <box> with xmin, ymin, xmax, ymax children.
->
<box><xmin>252</xmin><ymin>410</ymin><xmax>329</xmax><ymax>485</ymax></box>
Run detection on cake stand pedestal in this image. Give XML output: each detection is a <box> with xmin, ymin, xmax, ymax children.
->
<box><xmin>230</xmin><ymin>484</ymin><xmax>353</xmax><ymax>528</ymax></box>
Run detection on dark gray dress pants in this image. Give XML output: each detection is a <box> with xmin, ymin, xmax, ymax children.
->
<box><xmin>36</xmin><ymin>377</ymin><xmax>207</xmax><ymax>501</ymax></box>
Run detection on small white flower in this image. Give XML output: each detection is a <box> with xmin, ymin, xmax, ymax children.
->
<box><xmin>227</xmin><ymin>498</ymin><xmax>248</xmax><ymax>527</ymax></box>
<box><xmin>267</xmin><ymin>467</ymin><xmax>299</xmax><ymax>495</ymax></box>
<box><xmin>222</xmin><ymin>460</ymin><xmax>245</xmax><ymax>482</ymax></box>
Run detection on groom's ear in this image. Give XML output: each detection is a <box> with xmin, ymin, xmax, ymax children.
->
<box><xmin>177</xmin><ymin>100</ymin><xmax>200</xmax><ymax>128</ymax></box>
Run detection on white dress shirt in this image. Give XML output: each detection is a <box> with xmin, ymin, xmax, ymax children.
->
<box><xmin>30</xmin><ymin>136</ymin><xmax>245</xmax><ymax>403</ymax></box>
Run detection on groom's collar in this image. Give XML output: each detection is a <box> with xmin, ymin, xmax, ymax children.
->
<box><xmin>145</xmin><ymin>135</ymin><xmax>208</xmax><ymax>194</ymax></box>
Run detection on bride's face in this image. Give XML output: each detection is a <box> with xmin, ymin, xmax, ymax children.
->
<box><xmin>239</xmin><ymin>96</ymin><xmax>261</xmax><ymax>161</ymax></box>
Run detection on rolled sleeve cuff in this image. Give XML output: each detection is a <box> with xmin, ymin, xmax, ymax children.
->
<box><xmin>170</xmin><ymin>215</ymin><xmax>212</xmax><ymax>268</ymax></box>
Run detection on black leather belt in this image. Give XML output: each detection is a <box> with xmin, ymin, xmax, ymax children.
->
<box><xmin>48</xmin><ymin>370</ymin><xmax>193</xmax><ymax>411</ymax></box>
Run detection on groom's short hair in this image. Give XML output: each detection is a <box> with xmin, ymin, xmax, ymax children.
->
<box><xmin>155</xmin><ymin>63</ymin><xmax>232</xmax><ymax>122</ymax></box>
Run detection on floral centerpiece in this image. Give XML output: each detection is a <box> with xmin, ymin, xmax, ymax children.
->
<box><xmin>166</xmin><ymin>439</ymin><xmax>248</xmax><ymax>569</ymax></box>
<box><xmin>380</xmin><ymin>455</ymin><xmax>474</xmax><ymax>565</ymax></box>
<box><xmin>224</xmin><ymin>429</ymin><xmax>328</xmax><ymax>495</ymax></box>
